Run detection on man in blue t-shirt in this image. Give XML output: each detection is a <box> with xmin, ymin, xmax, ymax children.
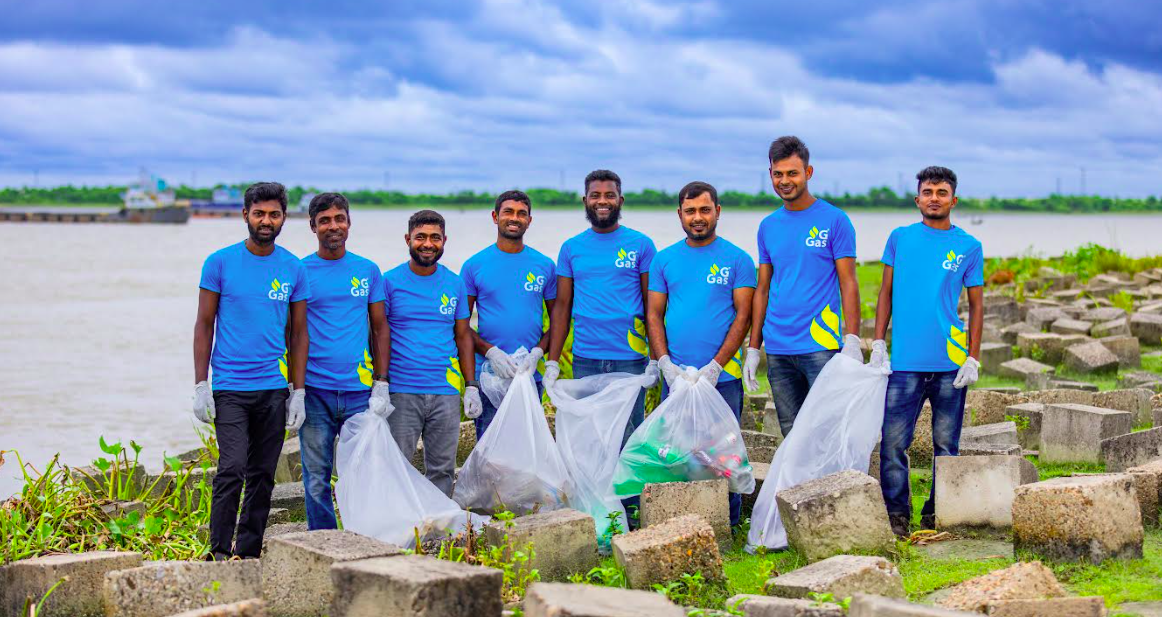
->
<box><xmin>869</xmin><ymin>166</ymin><xmax>984</xmax><ymax>536</ymax></box>
<box><xmin>192</xmin><ymin>182</ymin><xmax>311</xmax><ymax>560</ymax></box>
<box><xmin>462</xmin><ymin>190</ymin><xmax>556</xmax><ymax>439</ymax></box>
<box><xmin>647</xmin><ymin>181</ymin><xmax>756</xmax><ymax>528</ymax></box>
<box><xmin>382</xmin><ymin>210</ymin><xmax>479</xmax><ymax>497</ymax></box>
<box><xmin>546</xmin><ymin>169</ymin><xmax>660</xmax><ymax>528</ymax></box>
<box><xmin>743</xmin><ymin>136</ymin><xmax>863</xmax><ymax>437</ymax></box>
<box><xmin>299</xmin><ymin>193</ymin><xmax>390</xmax><ymax>530</ymax></box>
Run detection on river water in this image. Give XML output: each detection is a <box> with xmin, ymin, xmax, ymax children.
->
<box><xmin>2</xmin><ymin>208</ymin><xmax>1160</xmax><ymax>496</ymax></box>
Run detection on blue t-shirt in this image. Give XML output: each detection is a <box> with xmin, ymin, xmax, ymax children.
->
<box><xmin>557</xmin><ymin>226</ymin><xmax>657</xmax><ymax>360</ymax></box>
<box><xmin>199</xmin><ymin>242</ymin><xmax>311</xmax><ymax>391</ymax></box>
<box><xmin>757</xmin><ymin>199</ymin><xmax>857</xmax><ymax>355</ymax></box>
<box><xmin>649</xmin><ymin>237</ymin><xmax>757</xmax><ymax>382</ymax></box>
<box><xmin>382</xmin><ymin>263</ymin><xmax>470</xmax><ymax>395</ymax></box>
<box><xmin>462</xmin><ymin>244</ymin><xmax>557</xmax><ymax>381</ymax></box>
<box><xmin>883</xmin><ymin>223</ymin><xmax>984</xmax><ymax>371</ymax></box>
<box><xmin>302</xmin><ymin>252</ymin><xmax>386</xmax><ymax>390</ymax></box>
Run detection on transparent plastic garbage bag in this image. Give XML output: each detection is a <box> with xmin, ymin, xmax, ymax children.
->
<box><xmin>548</xmin><ymin>370</ymin><xmax>654</xmax><ymax>550</ymax></box>
<box><xmin>612</xmin><ymin>370</ymin><xmax>756</xmax><ymax>498</ymax></box>
<box><xmin>335</xmin><ymin>412</ymin><xmax>488</xmax><ymax>549</ymax></box>
<box><xmin>455</xmin><ymin>348</ymin><xmax>573</xmax><ymax>515</ymax></box>
<box><xmin>746</xmin><ymin>353</ymin><xmax>890</xmax><ymax>552</ymax></box>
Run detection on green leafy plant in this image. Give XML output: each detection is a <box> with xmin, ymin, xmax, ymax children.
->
<box><xmin>23</xmin><ymin>576</ymin><xmax>68</xmax><ymax>617</ymax></box>
<box><xmin>569</xmin><ymin>564</ymin><xmax>627</xmax><ymax>588</ymax></box>
<box><xmin>1029</xmin><ymin>344</ymin><xmax>1046</xmax><ymax>362</ymax></box>
<box><xmin>429</xmin><ymin>509</ymin><xmax>539</xmax><ymax>604</ymax></box>
<box><xmin>1004</xmin><ymin>414</ymin><xmax>1031</xmax><ymax>431</ymax></box>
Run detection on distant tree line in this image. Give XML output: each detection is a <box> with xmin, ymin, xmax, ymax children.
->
<box><xmin>2</xmin><ymin>184</ymin><xmax>1160</xmax><ymax>212</ymax></box>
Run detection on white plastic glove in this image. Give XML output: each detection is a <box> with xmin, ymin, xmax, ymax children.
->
<box><xmin>869</xmin><ymin>339</ymin><xmax>889</xmax><ymax>368</ymax></box>
<box><xmin>543</xmin><ymin>360</ymin><xmax>560</xmax><ymax>388</ymax></box>
<box><xmin>193</xmin><ymin>381</ymin><xmax>215</xmax><ymax>424</ymax></box>
<box><xmin>368</xmin><ymin>381</ymin><xmax>393</xmax><ymax>419</ymax></box>
<box><xmin>464</xmin><ymin>386</ymin><xmax>483</xmax><ymax>419</ymax></box>
<box><xmin>953</xmin><ymin>357</ymin><xmax>980</xmax><ymax>389</ymax></box>
<box><xmin>485</xmin><ymin>346</ymin><xmax>517</xmax><ymax>379</ymax></box>
<box><xmin>658</xmin><ymin>355</ymin><xmax>683</xmax><ymax>387</ymax></box>
<box><xmin>644</xmin><ymin>359</ymin><xmax>660</xmax><ymax>388</ymax></box>
<box><xmin>286</xmin><ymin>388</ymin><xmax>306</xmax><ymax>431</ymax></box>
<box><xmin>840</xmin><ymin>333</ymin><xmax>864</xmax><ymax>362</ymax></box>
<box><xmin>522</xmin><ymin>347</ymin><xmax>545</xmax><ymax>374</ymax></box>
<box><xmin>698</xmin><ymin>359</ymin><xmax>723</xmax><ymax>385</ymax></box>
<box><xmin>743</xmin><ymin>347</ymin><xmax>762</xmax><ymax>392</ymax></box>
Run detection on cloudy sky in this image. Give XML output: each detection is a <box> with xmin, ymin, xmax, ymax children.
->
<box><xmin>1</xmin><ymin>0</ymin><xmax>1158</xmax><ymax>196</ymax></box>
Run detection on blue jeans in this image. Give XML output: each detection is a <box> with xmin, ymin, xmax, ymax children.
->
<box><xmin>766</xmin><ymin>350</ymin><xmax>837</xmax><ymax>437</ymax></box>
<box><xmin>475</xmin><ymin>381</ymin><xmax>546</xmax><ymax>440</ymax></box>
<box><xmin>660</xmin><ymin>378</ymin><xmax>744</xmax><ymax>527</ymax></box>
<box><xmin>879</xmin><ymin>370</ymin><xmax>966</xmax><ymax>519</ymax></box>
<box><xmin>300</xmin><ymin>386</ymin><xmax>370</xmax><ymax>530</ymax></box>
<box><xmin>573</xmin><ymin>355</ymin><xmax>649</xmax><ymax>527</ymax></box>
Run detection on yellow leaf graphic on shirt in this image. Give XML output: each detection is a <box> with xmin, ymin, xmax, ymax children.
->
<box><xmin>724</xmin><ymin>349</ymin><xmax>744</xmax><ymax>379</ymax></box>
<box><xmin>356</xmin><ymin>349</ymin><xmax>374</xmax><ymax>387</ymax></box>
<box><xmin>440</xmin><ymin>294</ymin><xmax>449</xmax><ymax>307</ymax></box>
<box><xmin>278</xmin><ymin>350</ymin><xmax>289</xmax><ymax>381</ymax></box>
<box><xmin>946</xmin><ymin>250</ymin><xmax>957</xmax><ymax>261</ymax></box>
<box><xmin>810</xmin><ymin>319</ymin><xmax>840</xmax><ymax>350</ymax></box>
<box><xmin>820</xmin><ymin>304</ymin><xmax>840</xmax><ymax>335</ymax></box>
<box><xmin>950</xmin><ymin>324</ymin><xmax>967</xmax><ymax>348</ymax></box>
<box><xmin>271</xmin><ymin>279</ymin><xmax>281</xmax><ymax>291</ymax></box>
<box><xmin>446</xmin><ymin>356</ymin><xmax>464</xmax><ymax>392</ymax></box>
<box><xmin>946</xmin><ymin>324</ymin><xmax>968</xmax><ymax>366</ymax></box>
<box><xmin>617</xmin><ymin>248</ymin><xmax>627</xmax><ymax>260</ymax></box>
<box><xmin>351</xmin><ymin>276</ymin><xmax>360</xmax><ymax>287</ymax></box>
<box><xmin>526</xmin><ymin>272</ymin><xmax>535</xmax><ymax>283</ymax></box>
<box><xmin>627</xmin><ymin>317</ymin><xmax>649</xmax><ymax>356</ymax></box>
<box><xmin>710</xmin><ymin>264</ymin><xmax>719</xmax><ymax>275</ymax></box>
<box><xmin>809</xmin><ymin>226</ymin><xmax>819</xmax><ymax>238</ymax></box>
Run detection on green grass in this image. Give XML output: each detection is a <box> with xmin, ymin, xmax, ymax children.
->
<box><xmin>857</xmin><ymin>263</ymin><xmax>884</xmax><ymax>321</ymax></box>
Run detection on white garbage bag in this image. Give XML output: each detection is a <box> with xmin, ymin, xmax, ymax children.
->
<box><xmin>335</xmin><ymin>412</ymin><xmax>487</xmax><ymax>549</ymax></box>
<box><xmin>612</xmin><ymin>371</ymin><xmax>756</xmax><ymax>497</ymax></box>
<box><xmin>454</xmin><ymin>351</ymin><xmax>572</xmax><ymax>515</ymax></box>
<box><xmin>548</xmin><ymin>371</ymin><xmax>653</xmax><ymax>549</ymax></box>
<box><xmin>746</xmin><ymin>353</ymin><xmax>890</xmax><ymax>552</ymax></box>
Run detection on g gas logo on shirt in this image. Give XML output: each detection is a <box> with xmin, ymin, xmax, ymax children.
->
<box><xmin>804</xmin><ymin>226</ymin><xmax>830</xmax><ymax>248</ymax></box>
<box><xmin>706</xmin><ymin>263</ymin><xmax>732</xmax><ymax>285</ymax></box>
<box><xmin>942</xmin><ymin>250</ymin><xmax>965</xmax><ymax>272</ymax></box>
<box><xmin>523</xmin><ymin>271</ymin><xmax>546</xmax><ymax>293</ymax></box>
<box><xmin>268</xmin><ymin>278</ymin><xmax>292</xmax><ymax>301</ymax></box>
<box><xmin>349</xmin><ymin>276</ymin><xmax>370</xmax><ymax>297</ymax></box>
<box><xmin>439</xmin><ymin>293</ymin><xmax>458</xmax><ymax>315</ymax></box>
<box><xmin>615</xmin><ymin>248</ymin><xmax>638</xmax><ymax>269</ymax></box>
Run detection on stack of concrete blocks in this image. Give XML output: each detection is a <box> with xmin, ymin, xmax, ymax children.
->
<box><xmin>640</xmin><ymin>479</ymin><xmax>731</xmax><ymax>554</ymax></box>
<box><xmin>611</xmin><ymin>514</ymin><xmax>723</xmax><ymax>589</ymax></box>
<box><xmin>2</xmin><ymin>551</ymin><xmax>143</xmax><ymax>617</ymax></box>
<box><xmin>262</xmin><ymin>529</ymin><xmax>402</xmax><ymax>616</ymax></box>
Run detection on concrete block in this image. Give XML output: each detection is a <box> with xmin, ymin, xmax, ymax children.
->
<box><xmin>457</xmin><ymin>421</ymin><xmax>476</xmax><ymax>467</ymax></box>
<box><xmin>1091</xmin><ymin>317</ymin><xmax>1131</xmax><ymax>338</ymax></box>
<box><xmin>1026</xmin><ymin>308</ymin><xmax>1068</xmax><ymax>331</ymax></box>
<box><xmin>745</xmin><ymin>391</ymin><xmax>770</xmax><ymax>414</ymax></box>
<box><xmin>761</xmin><ymin>402</ymin><xmax>783</xmax><ymax>439</ymax></box>
<box><xmin>959</xmin><ymin>444</ymin><xmax>1022</xmax><ymax>457</ymax></box>
<box><xmin>742</xmin><ymin>462</ymin><xmax>770</xmax><ymax>515</ymax></box>
<box><xmin>750</xmin><ymin>445</ymin><xmax>777</xmax><ymax>463</ymax></box>
<box><xmin>850</xmin><ymin>594</ymin><xmax>977</xmax><ymax>617</ymax></box>
<box><xmin>3</xmin><ymin>551</ymin><xmax>142</xmax><ymax>617</ymax></box>
<box><xmin>1075</xmin><ymin>471</ymin><xmax>1158</xmax><ymax>529</ymax></box>
<box><xmin>960</xmin><ymin>422</ymin><xmax>1019</xmax><ymax>448</ymax></box>
<box><xmin>168</xmin><ymin>600</ymin><xmax>267</xmax><ymax>617</ymax></box>
<box><xmin>776</xmin><ymin>470</ymin><xmax>895</xmax><ymax>562</ymax></box>
<box><xmin>523</xmin><ymin>582</ymin><xmax>684</xmax><ymax>617</ymax></box>
<box><xmin>1099</xmin><ymin>334</ymin><xmax>1142</xmax><ymax>368</ymax></box>
<box><xmin>1001</xmin><ymin>322</ymin><xmax>1037</xmax><ymax>345</ymax></box>
<box><xmin>765</xmin><ymin>555</ymin><xmax>904</xmax><ymax>599</ymax></box>
<box><xmin>742</xmin><ymin>429</ymin><xmax>780</xmax><ymax>452</ymax></box>
<box><xmin>611</xmin><ymin>514</ymin><xmax>723</xmax><ymax>589</ymax></box>
<box><xmin>1017</xmin><ymin>332</ymin><xmax>1066</xmax><ymax>363</ymax></box>
<box><xmin>1062</xmin><ymin>341</ymin><xmax>1120</xmax><ymax>375</ymax></box>
<box><xmin>483</xmin><ymin>508</ymin><xmax>598</xmax><ymax>582</ymax></box>
<box><xmin>728</xmin><ymin>595</ymin><xmax>844</xmax><ymax>617</ymax></box>
<box><xmin>329</xmin><ymin>555</ymin><xmax>502</xmax><ymax>617</ymax></box>
<box><xmin>269</xmin><ymin>482</ymin><xmax>307</xmax><ymax>522</ymax></box>
<box><xmin>1026</xmin><ymin>389</ymin><xmax>1096</xmax><ymax>406</ymax></box>
<box><xmin>979</xmin><ymin>343</ymin><xmax>1013</xmax><ymax>373</ymax></box>
<box><xmin>1082</xmin><ymin>307</ymin><xmax>1127</xmax><ymax>322</ymax></box>
<box><xmin>937</xmin><ymin>562</ymin><xmax>1065</xmax><ymax>613</ymax></box>
<box><xmin>640</xmin><ymin>479</ymin><xmax>731</xmax><ymax>554</ymax></box>
<box><xmin>986</xmin><ymin>597</ymin><xmax>1107</xmax><ymax>617</ymax></box>
<box><xmin>965</xmin><ymin>390</ymin><xmax>1027</xmax><ymax>426</ymax></box>
<box><xmin>934</xmin><ymin>455</ymin><xmax>1038</xmax><ymax>530</ymax></box>
<box><xmin>1130</xmin><ymin>313</ymin><xmax>1162</xmax><ymax>344</ymax></box>
<box><xmin>273</xmin><ymin>437</ymin><xmax>302</xmax><ymax>484</ymax></box>
<box><xmin>103</xmin><ymin>560</ymin><xmax>262</xmax><ymax>617</ymax></box>
<box><xmin>1012</xmin><ymin>475</ymin><xmax>1143</xmax><ymax>563</ymax></box>
<box><xmin>998</xmin><ymin>358</ymin><xmax>1054</xmax><ymax>382</ymax></box>
<box><xmin>1051</xmin><ymin>318</ymin><xmax>1093</xmax><ymax>336</ymax></box>
<box><xmin>1039</xmin><ymin>403</ymin><xmax>1134</xmax><ymax>464</ymax></box>
<box><xmin>1119</xmin><ymin>371</ymin><xmax>1162</xmax><ymax>389</ymax></box>
<box><xmin>262</xmin><ymin>530</ymin><xmax>402</xmax><ymax>616</ymax></box>
<box><xmin>1048</xmin><ymin>380</ymin><xmax>1099</xmax><ymax>392</ymax></box>
<box><xmin>1092</xmin><ymin>389</ymin><xmax>1154</xmax><ymax>425</ymax></box>
<box><xmin>1100</xmin><ymin>428</ymin><xmax>1162</xmax><ymax>472</ymax></box>
<box><xmin>1004</xmin><ymin>403</ymin><xmax>1045</xmax><ymax>449</ymax></box>
<box><xmin>1025</xmin><ymin>370</ymin><xmax>1052</xmax><ymax>391</ymax></box>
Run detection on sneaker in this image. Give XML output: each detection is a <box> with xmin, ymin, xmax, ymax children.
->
<box><xmin>920</xmin><ymin>514</ymin><xmax>936</xmax><ymax>531</ymax></box>
<box><xmin>888</xmin><ymin>513</ymin><xmax>910</xmax><ymax>537</ymax></box>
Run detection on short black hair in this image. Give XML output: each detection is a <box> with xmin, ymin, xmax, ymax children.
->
<box><xmin>916</xmin><ymin>166</ymin><xmax>958</xmax><ymax>195</ymax></box>
<box><xmin>768</xmin><ymin>136</ymin><xmax>810</xmax><ymax>167</ymax></box>
<box><xmin>678</xmin><ymin>181</ymin><xmax>718</xmax><ymax>207</ymax></box>
<box><xmin>308</xmin><ymin>192</ymin><xmax>350</xmax><ymax>225</ymax></box>
<box><xmin>408</xmin><ymin>209</ymin><xmax>445</xmax><ymax>233</ymax></box>
<box><xmin>494</xmin><ymin>189</ymin><xmax>532</xmax><ymax>214</ymax></box>
<box><xmin>584</xmin><ymin>169</ymin><xmax>622</xmax><ymax>195</ymax></box>
<box><xmin>244</xmin><ymin>182</ymin><xmax>287</xmax><ymax>211</ymax></box>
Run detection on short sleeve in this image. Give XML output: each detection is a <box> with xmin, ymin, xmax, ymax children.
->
<box><xmin>637</xmin><ymin>236</ymin><xmax>657</xmax><ymax>273</ymax></box>
<box><xmin>757</xmin><ymin>219</ymin><xmax>772</xmax><ymax>265</ymax></box>
<box><xmin>368</xmin><ymin>266</ymin><xmax>385</xmax><ymax>304</ymax></box>
<box><xmin>461</xmin><ymin>259</ymin><xmax>478</xmax><ymax>297</ymax></box>
<box><xmin>963</xmin><ymin>244</ymin><xmax>985</xmax><ymax>288</ymax></box>
<box><xmin>830</xmin><ymin>211</ymin><xmax>857</xmax><ymax>260</ymax></box>
<box><xmin>382</xmin><ymin>273</ymin><xmax>394</xmax><ymax>316</ymax></box>
<box><xmin>734</xmin><ymin>252</ymin><xmax>757</xmax><ymax>289</ymax></box>
<box><xmin>556</xmin><ymin>241</ymin><xmax>573</xmax><ymax>278</ymax></box>
<box><xmin>542</xmin><ymin>260</ymin><xmax>558</xmax><ymax>301</ymax></box>
<box><xmin>199</xmin><ymin>253</ymin><xmax>222</xmax><ymax>293</ymax></box>
<box><xmin>882</xmin><ymin>229</ymin><xmax>900</xmax><ymax>266</ymax></box>
<box><xmin>647</xmin><ymin>254</ymin><xmax>668</xmax><ymax>294</ymax></box>
<box><xmin>455</xmin><ymin>277</ymin><xmax>470</xmax><ymax>320</ymax></box>
<box><xmin>290</xmin><ymin>261</ymin><xmax>311</xmax><ymax>302</ymax></box>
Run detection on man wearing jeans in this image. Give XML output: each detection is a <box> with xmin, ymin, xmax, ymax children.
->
<box><xmin>299</xmin><ymin>193</ymin><xmax>391</xmax><ymax>529</ymax></box>
<box><xmin>743</xmin><ymin>136</ymin><xmax>863</xmax><ymax>437</ymax></box>
<box><xmin>646</xmin><ymin>181</ymin><xmax>755</xmax><ymax>528</ymax></box>
<box><xmin>382</xmin><ymin>210</ymin><xmax>481</xmax><ymax>497</ymax></box>
<box><xmin>462</xmin><ymin>190</ymin><xmax>556</xmax><ymax>439</ymax></box>
<box><xmin>546</xmin><ymin>169</ymin><xmax>660</xmax><ymax>526</ymax></box>
<box><xmin>870</xmin><ymin>166</ymin><xmax>983</xmax><ymax>535</ymax></box>
<box><xmin>192</xmin><ymin>181</ymin><xmax>310</xmax><ymax>560</ymax></box>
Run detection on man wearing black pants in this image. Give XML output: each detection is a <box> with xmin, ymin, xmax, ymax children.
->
<box><xmin>192</xmin><ymin>182</ymin><xmax>311</xmax><ymax>559</ymax></box>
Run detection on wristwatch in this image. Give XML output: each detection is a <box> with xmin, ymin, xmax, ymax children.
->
<box><xmin>373</xmin><ymin>374</ymin><xmax>389</xmax><ymax>382</ymax></box>
<box><xmin>466</xmin><ymin>380</ymin><xmax>480</xmax><ymax>389</ymax></box>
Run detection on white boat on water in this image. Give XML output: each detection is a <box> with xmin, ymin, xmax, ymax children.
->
<box><xmin>122</xmin><ymin>170</ymin><xmax>176</xmax><ymax>209</ymax></box>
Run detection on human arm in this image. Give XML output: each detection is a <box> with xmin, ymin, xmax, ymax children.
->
<box><xmin>967</xmin><ymin>285</ymin><xmax>984</xmax><ymax>360</ymax></box>
<box><xmin>370</xmin><ymin>301</ymin><xmax>390</xmax><ymax>378</ymax></box>
<box><xmin>749</xmin><ymin>264</ymin><xmax>772</xmax><ymax>350</ymax></box>
<box><xmin>836</xmin><ymin>257</ymin><xmax>861</xmax><ymax>337</ymax></box>
<box><xmin>714</xmin><ymin>286</ymin><xmax>754</xmax><ymax>367</ymax></box>
<box><xmin>288</xmin><ymin>300</ymin><xmax>309</xmax><ymax>389</ymax></box>
<box><xmin>454</xmin><ymin>317</ymin><xmax>476</xmax><ymax>385</ymax></box>
<box><xmin>548</xmin><ymin>277</ymin><xmax>572</xmax><ymax>363</ymax></box>
<box><xmin>193</xmin><ymin>289</ymin><xmax>218</xmax><ymax>383</ymax></box>
<box><xmin>646</xmin><ymin>290</ymin><xmax>669</xmax><ymax>359</ymax></box>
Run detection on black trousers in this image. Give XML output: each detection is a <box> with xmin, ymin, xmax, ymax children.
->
<box><xmin>209</xmin><ymin>388</ymin><xmax>288</xmax><ymax>558</ymax></box>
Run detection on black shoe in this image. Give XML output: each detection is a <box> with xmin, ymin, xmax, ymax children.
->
<box><xmin>888</xmin><ymin>513</ymin><xmax>910</xmax><ymax>537</ymax></box>
<box><xmin>920</xmin><ymin>514</ymin><xmax>936</xmax><ymax>531</ymax></box>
